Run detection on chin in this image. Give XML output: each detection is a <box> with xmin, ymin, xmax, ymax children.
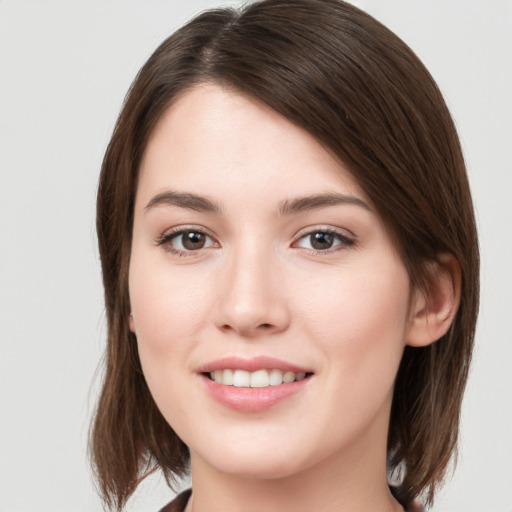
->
<box><xmin>187</xmin><ymin>432</ymin><xmax>304</xmax><ymax>478</ymax></box>
<box><xmin>202</xmin><ymin>452</ymin><xmax>306</xmax><ymax>481</ymax></box>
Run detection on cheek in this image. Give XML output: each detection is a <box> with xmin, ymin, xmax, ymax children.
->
<box><xmin>129</xmin><ymin>257</ymin><xmax>212</xmax><ymax>354</ymax></box>
<box><xmin>299</xmin><ymin>260</ymin><xmax>411</xmax><ymax>386</ymax></box>
<box><xmin>289</xmin><ymin>261</ymin><xmax>411</xmax><ymax>451</ymax></box>
<box><xmin>128</xmin><ymin>256</ymin><xmax>213</xmax><ymax>425</ymax></box>
<box><xmin>303</xmin><ymin>258</ymin><xmax>409</xmax><ymax>330</ymax></box>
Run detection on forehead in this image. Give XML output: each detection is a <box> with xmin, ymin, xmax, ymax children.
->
<box><xmin>137</xmin><ymin>84</ymin><xmax>369</xmax><ymax>209</ymax></box>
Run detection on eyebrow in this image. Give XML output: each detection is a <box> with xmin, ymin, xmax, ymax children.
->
<box><xmin>145</xmin><ymin>191</ymin><xmax>222</xmax><ymax>214</ymax></box>
<box><xmin>277</xmin><ymin>193</ymin><xmax>370</xmax><ymax>215</ymax></box>
<box><xmin>144</xmin><ymin>190</ymin><xmax>370</xmax><ymax>215</ymax></box>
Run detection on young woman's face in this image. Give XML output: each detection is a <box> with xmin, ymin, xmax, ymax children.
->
<box><xmin>129</xmin><ymin>84</ymin><xmax>414</xmax><ymax>480</ymax></box>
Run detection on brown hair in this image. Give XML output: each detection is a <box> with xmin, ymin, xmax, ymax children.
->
<box><xmin>91</xmin><ymin>0</ymin><xmax>479</xmax><ymax>509</ymax></box>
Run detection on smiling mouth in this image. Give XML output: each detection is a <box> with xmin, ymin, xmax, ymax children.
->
<box><xmin>205</xmin><ymin>369</ymin><xmax>313</xmax><ymax>388</ymax></box>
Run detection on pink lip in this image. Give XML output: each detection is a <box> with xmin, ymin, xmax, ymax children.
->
<box><xmin>201</xmin><ymin>375</ymin><xmax>311</xmax><ymax>412</ymax></box>
<box><xmin>197</xmin><ymin>356</ymin><xmax>313</xmax><ymax>413</ymax></box>
<box><xmin>197</xmin><ymin>356</ymin><xmax>310</xmax><ymax>374</ymax></box>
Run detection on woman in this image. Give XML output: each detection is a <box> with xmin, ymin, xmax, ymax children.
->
<box><xmin>90</xmin><ymin>1</ymin><xmax>479</xmax><ymax>511</ymax></box>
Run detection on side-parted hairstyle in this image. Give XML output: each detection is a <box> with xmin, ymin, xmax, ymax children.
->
<box><xmin>91</xmin><ymin>0</ymin><xmax>479</xmax><ymax>510</ymax></box>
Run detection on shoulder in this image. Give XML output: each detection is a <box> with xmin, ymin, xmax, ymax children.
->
<box><xmin>159</xmin><ymin>489</ymin><xmax>192</xmax><ymax>512</ymax></box>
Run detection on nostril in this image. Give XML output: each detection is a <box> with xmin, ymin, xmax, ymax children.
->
<box><xmin>221</xmin><ymin>322</ymin><xmax>273</xmax><ymax>333</ymax></box>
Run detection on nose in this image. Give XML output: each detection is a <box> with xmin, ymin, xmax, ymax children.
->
<box><xmin>213</xmin><ymin>242</ymin><xmax>291</xmax><ymax>338</ymax></box>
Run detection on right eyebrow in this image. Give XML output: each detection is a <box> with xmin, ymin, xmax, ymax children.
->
<box><xmin>144</xmin><ymin>191</ymin><xmax>222</xmax><ymax>214</ymax></box>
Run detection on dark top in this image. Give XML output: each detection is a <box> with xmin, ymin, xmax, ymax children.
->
<box><xmin>158</xmin><ymin>489</ymin><xmax>424</xmax><ymax>511</ymax></box>
<box><xmin>159</xmin><ymin>489</ymin><xmax>192</xmax><ymax>512</ymax></box>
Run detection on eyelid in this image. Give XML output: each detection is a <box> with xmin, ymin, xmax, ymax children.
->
<box><xmin>291</xmin><ymin>225</ymin><xmax>356</xmax><ymax>252</ymax></box>
<box><xmin>293</xmin><ymin>224</ymin><xmax>355</xmax><ymax>240</ymax></box>
<box><xmin>154</xmin><ymin>224</ymin><xmax>356</xmax><ymax>257</ymax></box>
<box><xmin>155</xmin><ymin>225</ymin><xmax>220</xmax><ymax>256</ymax></box>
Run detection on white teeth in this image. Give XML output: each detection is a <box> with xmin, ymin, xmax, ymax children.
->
<box><xmin>282</xmin><ymin>371</ymin><xmax>295</xmax><ymax>383</ymax></box>
<box><xmin>214</xmin><ymin>369</ymin><xmax>234</xmax><ymax>385</ymax></box>
<box><xmin>233</xmin><ymin>369</ymin><xmax>250</xmax><ymax>387</ymax></box>
<box><xmin>269</xmin><ymin>369</ymin><xmax>283</xmax><ymax>386</ymax></box>
<box><xmin>223</xmin><ymin>368</ymin><xmax>234</xmax><ymax>385</ymax></box>
<box><xmin>209</xmin><ymin>369</ymin><xmax>308</xmax><ymax>387</ymax></box>
<box><xmin>250</xmin><ymin>369</ymin><xmax>270</xmax><ymax>388</ymax></box>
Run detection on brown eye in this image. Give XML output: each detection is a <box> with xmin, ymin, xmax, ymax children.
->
<box><xmin>162</xmin><ymin>229</ymin><xmax>217</xmax><ymax>254</ymax></box>
<box><xmin>295</xmin><ymin>230</ymin><xmax>354</xmax><ymax>252</ymax></box>
<box><xmin>310</xmin><ymin>232</ymin><xmax>335</xmax><ymax>250</ymax></box>
<box><xmin>181</xmin><ymin>231</ymin><xmax>207</xmax><ymax>250</ymax></box>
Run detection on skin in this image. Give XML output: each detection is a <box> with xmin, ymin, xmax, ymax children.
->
<box><xmin>128</xmin><ymin>84</ymin><xmax>457</xmax><ymax>512</ymax></box>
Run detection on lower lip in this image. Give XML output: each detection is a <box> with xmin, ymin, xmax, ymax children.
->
<box><xmin>200</xmin><ymin>374</ymin><xmax>311</xmax><ymax>412</ymax></box>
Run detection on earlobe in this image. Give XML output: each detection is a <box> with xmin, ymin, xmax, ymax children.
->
<box><xmin>129</xmin><ymin>312</ymin><xmax>136</xmax><ymax>333</ymax></box>
<box><xmin>406</xmin><ymin>253</ymin><xmax>461</xmax><ymax>347</ymax></box>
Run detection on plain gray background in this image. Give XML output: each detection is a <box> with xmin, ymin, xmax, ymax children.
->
<box><xmin>0</xmin><ymin>1</ymin><xmax>511</xmax><ymax>511</ymax></box>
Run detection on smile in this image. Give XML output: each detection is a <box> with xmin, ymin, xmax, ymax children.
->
<box><xmin>198</xmin><ymin>356</ymin><xmax>314</xmax><ymax>412</ymax></box>
<box><xmin>208</xmin><ymin>369</ymin><xmax>308</xmax><ymax>387</ymax></box>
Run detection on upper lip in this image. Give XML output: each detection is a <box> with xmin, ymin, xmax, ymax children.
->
<box><xmin>197</xmin><ymin>356</ymin><xmax>312</xmax><ymax>374</ymax></box>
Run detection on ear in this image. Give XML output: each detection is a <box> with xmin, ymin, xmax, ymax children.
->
<box><xmin>406</xmin><ymin>253</ymin><xmax>461</xmax><ymax>347</ymax></box>
<box><xmin>129</xmin><ymin>312</ymin><xmax>136</xmax><ymax>333</ymax></box>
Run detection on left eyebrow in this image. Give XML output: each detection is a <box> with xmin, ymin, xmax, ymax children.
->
<box><xmin>278</xmin><ymin>193</ymin><xmax>370</xmax><ymax>215</ymax></box>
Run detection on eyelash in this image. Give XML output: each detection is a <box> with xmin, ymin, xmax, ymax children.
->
<box><xmin>293</xmin><ymin>228</ymin><xmax>355</xmax><ymax>254</ymax></box>
<box><xmin>155</xmin><ymin>226</ymin><xmax>217</xmax><ymax>257</ymax></box>
<box><xmin>155</xmin><ymin>226</ymin><xmax>355</xmax><ymax>257</ymax></box>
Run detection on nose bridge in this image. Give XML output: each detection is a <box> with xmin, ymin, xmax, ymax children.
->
<box><xmin>215</xmin><ymin>233</ymin><xmax>289</xmax><ymax>336</ymax></box>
